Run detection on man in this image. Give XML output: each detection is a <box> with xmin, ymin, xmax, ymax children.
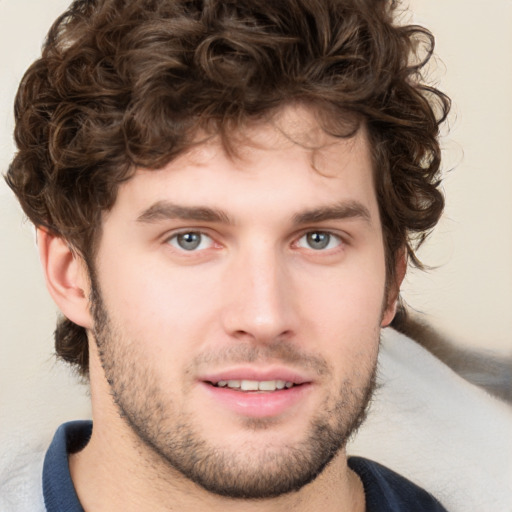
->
<box><xmin>5</xmin><ymin>0</ymin><xmax>451</xmax><ymax>510</ymax></box>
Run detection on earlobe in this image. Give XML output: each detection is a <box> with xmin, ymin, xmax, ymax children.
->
<box><xmin>381</xmin><ymin>298</ymin><xmax>398</xmax><ymax>328</ymax></box>
<box><xmin>381</xmin><ymin>249</ymin><xmax>407</xmax><ymax>328</ymax></box>
<box><xmin>37</xmin><ymin>228</ymin><xmax>93</xmax><ymax>329</ymax></box>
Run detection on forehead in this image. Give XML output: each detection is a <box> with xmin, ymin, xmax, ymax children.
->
<box><xmin>110</xmin><ymin>106</ymin><xmax>377</xmax><ymax>223</ymax></box>
<box><xmin>191</xmin><ymin>104</ymin><xmax>366</xmax><ymax>170</ymax></box>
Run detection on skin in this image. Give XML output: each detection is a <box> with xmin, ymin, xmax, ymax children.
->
<box><xmin>40</xmin><ymin>106</ymin><xmax>403</xmax><ymax>512</ymax></box>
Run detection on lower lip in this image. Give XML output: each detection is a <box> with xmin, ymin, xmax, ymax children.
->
<box><xmin>199</xmin><ymin>382</ymin><xmax>311</xmax><ymax>418</ymax></box>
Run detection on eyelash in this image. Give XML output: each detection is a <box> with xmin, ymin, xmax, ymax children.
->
<box><xmin>164</xmin><ymin>229</ymin><xmax>346</xmax><ymax>254</ymax></box>
<box><xmin>166</xmin><ymin>231</ymin><xmax>216</xmax><ymax>252</ymax></box>
<box><xmin>294</xmin><ymin>231</ymin><xmax>344</xmax><ymax>251</ymax></box>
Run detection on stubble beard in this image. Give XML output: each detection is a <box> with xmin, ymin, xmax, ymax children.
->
<box><xmin>90</xmin><ymin>285</ymin><xmax>377</xmax><ymax>499</ymax></box>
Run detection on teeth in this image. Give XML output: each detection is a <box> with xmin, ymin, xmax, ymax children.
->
<box><xmin>241</xmin><ymin>380</ymin><xmax>259</xmax><ymax>391</ymax></box>
<box><xmin>257</xmin><ymin>380</ymin><xmax>277</xmax><ymax>391</ymax></box>
<box><xmin>215</xmin><ymin>379</ymin><xmax>295</xmax><ymax>391</ymax></box>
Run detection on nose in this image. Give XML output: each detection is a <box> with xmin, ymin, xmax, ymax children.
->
<box><xmin>220</xmin><ymin>245</ymin><xmax>298</xmax><ymax>344</ymax></box>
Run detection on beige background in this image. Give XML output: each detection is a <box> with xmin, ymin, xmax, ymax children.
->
<box><xmin>403</xmin><ymin>0</ymin><xmax>512</xmax><ymax>357</ymax></box>
<box><xmin>1</xmin><ymin>0</ymin><xmax>511</xmax><ymax>404</ymax></box>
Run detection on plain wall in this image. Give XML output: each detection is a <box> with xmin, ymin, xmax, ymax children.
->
<box><xmin>1</xmin><ymin>0</ymin><xmax>511</xmax><ymax>411</ymax></box>
<box><xmin>402</xmin><ymin>0</ymin><xmax>512</xmax><ymax>356</ymax></box>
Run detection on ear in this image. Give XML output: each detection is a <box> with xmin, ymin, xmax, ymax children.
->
<box><xmin>37</xmin><ymin>228</ymin><xmax>94</xmax><ymax>329</ymax></box>
<box><xmin>381</xmin><ymin>248</ymin><xmax>407</xmax><ymax>328</ymax></box>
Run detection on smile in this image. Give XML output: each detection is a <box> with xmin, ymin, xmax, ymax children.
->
<box><xmin>211</xmin><ymin>379</ymin><xmax>296</xmax><ymax>391</ymax></box>
<box><xmin>201</xmin><ymin>379</ymin><xmax>310</xmax><ymax>418</ymax></box>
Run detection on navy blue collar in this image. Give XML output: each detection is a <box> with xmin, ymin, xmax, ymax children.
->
<box><xmin>43</xmin><ymin>421</ymin><xmax>91</xmax><ymax>512</ymax></box>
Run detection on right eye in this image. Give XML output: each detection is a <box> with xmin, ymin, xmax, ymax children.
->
<box><xmin>166</xmin><ymin>231</ymin><xmax>214</xmax><ymax>252</ymax></box>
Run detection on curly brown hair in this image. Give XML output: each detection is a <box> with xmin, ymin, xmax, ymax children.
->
<box><xmin>6</xmin><ymin>0</ymin><xmax>450</xmax><ymax>376</ymax></box>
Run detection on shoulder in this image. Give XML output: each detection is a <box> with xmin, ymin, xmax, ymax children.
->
<box><xmin>0</xmin><ymin>441</ymin><xmax>46</xmax><ymax>512</ymax></box>
<box><xmin>0</xmin><ymin>421</ymin><xmax>92</xmax><ymax>512</ymax></box>
<box><xmin>348</xmin><ymin>456</ymin><xmax>448</xmax><ymax>512</ymax></box>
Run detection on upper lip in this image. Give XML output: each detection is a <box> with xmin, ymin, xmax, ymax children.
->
<box><xmin>199</xmin><ymin>367</ymin><xmax>313</xmax><ymax>385</ymax></box>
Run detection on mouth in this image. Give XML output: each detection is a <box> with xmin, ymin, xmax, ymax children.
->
<box><xmin>199</xmin><ymin>371</ymin><xmax>312</xmax><ymax>418</ymax></box>
<box><xmin>206</xmin><ymin>379</ymin><xmax>300</xmax><ymax>392</ymax></box>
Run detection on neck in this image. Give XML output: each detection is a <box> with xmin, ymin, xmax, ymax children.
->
<box><xmin>69</xmin><ymin>418</ymin><xmax>365</xmax><ymax>512</ymax></box>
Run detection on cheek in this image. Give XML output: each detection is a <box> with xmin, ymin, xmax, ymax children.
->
<box><xmin>96</xmin><ymin>255</ymin><xmax>222</xmax><ymax>351</ymax></box>
<box><xmin>296</xmin><ymin>265</ymin><xmax>385</xmax><ymax>361</ymax></box>
<box><xmin>304</xmin><ymin>265</ymin><xmax>386</xmax><ymax>325</ymax></box>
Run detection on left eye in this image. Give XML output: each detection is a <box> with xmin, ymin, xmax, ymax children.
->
<box><xmin>167</xmin><ymin>232</ymin><xmax>214</xmax><ymax>251</ymax></box>
<box><xmin>296</xmin><ymin>231</ymin><xmax>342</xmax><ymax>251</ymax></box>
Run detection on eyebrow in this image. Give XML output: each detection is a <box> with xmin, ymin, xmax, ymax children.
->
<box><xmin>136</xmin><ymin>199</ymin><xmax>372</xmax><ymax>226</ymax></box>
<box><xmin>292</xmin><ymin>201</ymin><xmax>372</xmax><ymax>225</ymax></box>
<box><xmin>136</xmin><ymin>201</ymin><xmax>233</xmax><ymax>224</ymax></box>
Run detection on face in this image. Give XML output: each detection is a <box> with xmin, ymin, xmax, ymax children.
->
<box><xmin>89</xmin><ymin>107</ymin><xmax>396</xmax><ymax>498</ymax></box>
